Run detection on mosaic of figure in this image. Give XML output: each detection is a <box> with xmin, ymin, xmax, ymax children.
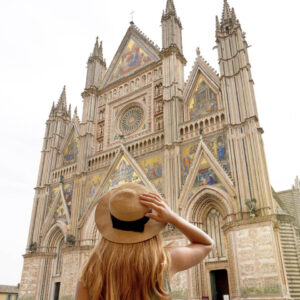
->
<box><xmin>54</xmin><ymin>199</ymin><xmax>67</xmax><ymax>223</ymax></box>
<box><xmin>138</xmin><ymin>155</ymin><xmax>164</xmax><ymax>193</ymax></box>
<box><xmin>48</xmin><ymin>186</ymin><xmax>59</xmax><ymax>212</ymax></box>
<box><xmin>187</xmin><ymin>158</ymin><xmax>226</xmax><ymax>200</ymax></box>
<box><xmin>108</xmin><ymin>37</ymin><xmax>154</xmax><ymax>84</ymax></box>
<box><xmin>195</xmin><ymin>160</ymin><xmax>219</xmax><ymax>186</ymax></box>
<box><xmin>104</xmin><ymin>156</ymin><xmax>143</xmax><ymax>193</ymax></box>
<box><xmin>181</xmin><ymin>143</ymin><xmax>198</xmax><ymax>181</ymax></box>
<box><xmin>63</xmin><ymin>183</ymin><xmax>73</xmax><ymax>215</ymax></box>
<box><xmin>63</xmin><ymin>133</ymin><xmax>79</xmax><ymax>166</ymax></box>
<box><xmin>205</xmin><ymin>134</ymin><xmax>230</xmax><ymax>173</ymax></box>
<box><xmin>188</xmin><ymin>77</ymin><xmax>218</xmax><ymax>120</ymax></box>
<box><xmin>85</xmin><ymin>174</ymin><xmax>105</xmax><ymax>207</ymax></box>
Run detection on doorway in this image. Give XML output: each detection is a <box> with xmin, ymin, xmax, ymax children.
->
<box><xmin>210</xmin><ymin>269</ymin><xmax>230</xmax><ymax>300</ymax></box>
<box><xmin>54</xmin><ymin>282</ymin><xmax>61</xmax><ymax>300</ymax></box>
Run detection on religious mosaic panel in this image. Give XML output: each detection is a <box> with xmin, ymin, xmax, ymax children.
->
<box><xmin>85</xmin><ymin>173</ymin><xmax>105</xmax><ymax>209</ymax></box>
<box><xmin>63</xmin><ymin>132</ymin><xmax>79</xmax><ymax>166</ymax></box>
<box><xmin>188</xmin><ymin>76</ymin><xmax>218</xmax><ymax>120</ymax></box>
<box><xmin>48</xmin><ymin>183</ymin><xmax>73</xmax><ymax>215</ymax></box>
<box><xmin>188</xmin><ymin>157</ymin><xmax>226</xmax><ymax>200</ymax></box>
<box><xmin>204</xmin><ymin>133</ymin><xmax>230</xmax><ymax>174</ymax></box>
<box><xmin>54</xmin><ymin>199</ymin><xmax>67</xmax><ymax>223</ymax></box>
<box><xmin>181</xmin><ymin>143</ymin><xmax>198</xmax><ymax>183</ymax></box>
<box><xmin>138</xmin><ymin>154</ymin><xmax>164</xmax><ymax>194</ymax></box>
<box><xmin>234</xmin><ymin>226</ymin><xmax>282</xmax><ymax>297</ymax></box>
<box><xmin>103</xmin><ymin>156</ymin><xmax>144</xmax><ymax>193</ymax></box>
<box><xmin>63</xmin><ymin>182</ymin><xmax>73</xmax><ymax>215</ymax></box>
<box><xmin>48</xmin><ymin>185</ymin><xmax>59</xmax><ymax>212</ymax></box>
<box><xmin>106</xmin><ymin>36</ymin><xmax>156</xmax><ymax>85</ymax></box>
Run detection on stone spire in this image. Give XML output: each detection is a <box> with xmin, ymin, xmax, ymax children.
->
<box><xmin>161</xmin><ymin>0</ymin><xmax>183</xmax><ymax>52</ymax></box>
<box><xmin>85</xmin><ymin>37</ymin><xmax>106</xmax><ymax>89</ymax></box>
<box><xmin>166</xmin><ymin>0</ymin><xmax>176</xmax><ymax>15</ymax></box>
<box><xmin>56</xmin><ymin>85</ymin><xmax>67</xmax><ymax>112</ymax></box>
<box><xmin>216</xmin><ymin>15</ymin><xmax>221</xmax><ymax>32</ymax></box>
<box><xmin>92</xmin><ymin>36</ymin><xmax>99</xmax><ymax>57</ymax></box>
<box><xmin>221</xmin><ymin>0</ymin><xmax>232</xmax><ymax>23</ymax></box>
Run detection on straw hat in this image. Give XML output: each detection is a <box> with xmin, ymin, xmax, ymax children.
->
<box><xmin>95</xmin><ymin>182</ymin><xmax>166</xmax><ymax>244</ymax></box>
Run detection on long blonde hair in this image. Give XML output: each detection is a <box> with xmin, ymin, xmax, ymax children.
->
<box><xmin>81</xmin><ymin>234</ymin><xmax>171</xmax><ymax>300</ymax></box>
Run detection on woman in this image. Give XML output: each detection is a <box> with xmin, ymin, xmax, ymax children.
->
<box><xmin>76</xmin><ymin>183</ymin><xmax>214</xmax><ymax>300</ymax></box>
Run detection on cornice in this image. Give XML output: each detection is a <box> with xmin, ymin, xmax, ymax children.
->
<box><xmin>160</xmin><ymin>45</ymin><xmax>187</xmax><ymax>65</ymax></box>
<box><xmin>23</xmin><ymin>252</ymin><xmax>56</xmax><ymax>259</ymax></box>
<box><xmin>222</xmin><ymin>214</ymin><xmax>277</xmax><ymax>233</ymax></box>
<box><xmin>81</xmin><ymin>86</ymin><xmax>99</xmax><ymax>98</ymax></box>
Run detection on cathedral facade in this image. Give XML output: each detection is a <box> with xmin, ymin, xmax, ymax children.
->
<box><xmin>19</xmin><ymin>0</ymin><xmax>300</xmax><ymax>299</ymax></box>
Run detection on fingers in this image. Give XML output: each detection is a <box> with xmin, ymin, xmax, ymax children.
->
<box><xmin>140</xmin><ymin>199</ymin><xmax>161</xmax><ymax>211</ymax></box>
<box><xmin>145</xmin><ymin>212</ymin><xmax>166</xmax><ymax>224</ymax></box>
<box><xmin>139</xmin><ymin>194</ymin><xmax>164</xmax><ymax>207</ymax></box>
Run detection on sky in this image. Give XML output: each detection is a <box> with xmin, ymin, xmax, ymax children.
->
<box><xmin>0</xmin><ymin>0</ymin><xmax>299</xmax><ymax>286</ymax></box>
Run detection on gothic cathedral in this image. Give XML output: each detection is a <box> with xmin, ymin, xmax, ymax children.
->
<box><xmin>19</xmin><ymin>0</ymin><xmax>300</xmax><ymax>299</ymax></box>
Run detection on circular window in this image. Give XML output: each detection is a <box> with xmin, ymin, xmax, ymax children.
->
<box><xmin>119</xmin><ymin>106</ymin><xmax>144</xmax><ymax>135</ymax></box>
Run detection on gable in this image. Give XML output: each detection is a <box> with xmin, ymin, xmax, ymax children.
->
<box><xmin>187</xmin><ymin>74</ymin><xmax>219</xmax><ymax>120</ymax></box>
<box><xmin>104</xmin><ymin>34</ymin><xmax>159</xmax><ymax>87</ymax></box>
<box><xmin>188</xmin><ymin>156</ymin><xmax>225</xmax><ymax>200</ymax></box>
<box><xmin>78</xmin><ymin>145</ymin><xmax>161</xmax><ymax>226</ymax></box>
<box><xmin>103</xmin><ymin>155</ymin><xmax>144</xmax><ymax>193</ymax></box>
<box><xmin>179</xmin><ymin>140</ymin><xmax>234</xmax><ymax>206</ymax></box>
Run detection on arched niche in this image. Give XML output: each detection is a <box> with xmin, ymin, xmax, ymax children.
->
<box><xmin>80</xmin><ymin>206</ymin><xmax>100</xmax><ymax>246</ymax></box>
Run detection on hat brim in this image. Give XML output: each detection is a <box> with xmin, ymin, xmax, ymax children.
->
<box><xmin>95</xmin><ymin>185</ymin><xmax>166</xmax><ymax>244</ymax></box>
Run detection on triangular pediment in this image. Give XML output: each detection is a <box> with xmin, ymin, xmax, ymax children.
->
<box><xmin>42</xmin><ymin>182</ymin><xmax>73</xmax><ymax>235</ymax></box>
<box><xmin>79</xmin><ymin>144</ymin><xmax>160</xmax><ymax>227</ymax></box>
<box><xmin>102</xmin><ymin>25</ymin><xmax>160</xmax><ymax>88</ymax></box>
<box><xmin>184</xmin><ymin>55</ymin><xmax>221</xmax><ymax>122</ymax></box>
<box><xmin>179</xmin><ymin>139</ymin><xmax>234</xmax><ymax>207</ymax></box>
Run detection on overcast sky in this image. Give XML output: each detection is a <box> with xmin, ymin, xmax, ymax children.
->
<box><xmin>0</xmin><ymin>0</ymin><xmax>299</xmax><ymax>286</ymax></box>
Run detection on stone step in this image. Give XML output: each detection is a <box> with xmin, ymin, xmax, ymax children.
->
<box><xmin>280</xmin><ymin>236</ymin><xmax>296</xmax><ymax>240</ymax></box>
<box><xmin>282</xmin><ymin>246</ymin><xmax>297</xmax><ymax>251</ymax></box>
<box><xmin>285</xmin><ymin>264</ymin><xmax>300</xmax><ymax>268</ymax></box>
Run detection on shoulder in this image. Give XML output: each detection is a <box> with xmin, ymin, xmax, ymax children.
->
<box><xmin>75</xmin><ymin>280</ymin><xmax>89</xmax><ymax>300</ymax></box>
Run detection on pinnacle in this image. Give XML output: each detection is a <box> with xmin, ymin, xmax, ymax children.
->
<box><xmin>91</xmin><ymin>36</ymin><xmax>104</xmax><ymax>60</ymax></box>
<box><xmin>216</xmin><ymin>16</ymin><xmax>221</xmax><ymax>31</ymax></box>
<box><xmin>93</xmin><ymin>36</ymin><xmax>99</xmax><ymax>57</ymax></box>
<box><xmin>222</xmin><ymin>0</ymin><xmax>231</xmax><ymax>20</ymax></box>
<box><xmin>57</xmin><ymin>85</ymin><xmax>67</xmax><ymax>111</ymax></box>
<box><xmin>165</xmin><ymin>0</ymin><xmax>176</xmax><ymax>15</ymax></box>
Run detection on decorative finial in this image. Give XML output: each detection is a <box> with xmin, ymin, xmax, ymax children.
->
<box><xmin>196</xmin><ymin>47</ymin><xmax>200</xmax><ymax>56</ymax></box>
<box><xmin>130</xmin><ymin>10</ymin><xmax>135</xmax><ymax>24</ymax></box>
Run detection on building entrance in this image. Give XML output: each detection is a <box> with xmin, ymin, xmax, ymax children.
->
<box><xmin>210</xmin><ymin>269</ymin><xmax>230</xmax><ymax>300</ymax></box>
<box><xmin>54</xmin><ymin>282</ymin><xmax>61</xmax><ymax>300</ymax></box>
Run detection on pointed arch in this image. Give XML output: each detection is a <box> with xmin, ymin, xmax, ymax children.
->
<box><xmin>42</xmin><ymin>222</ymin><xmax>67</xmax><ymax>248</ymax></box>
<box><xmin>182</xmin><ymin>187</ymin><xmax>234</xmax><ymax>261</ymax></box>
<box><xmin>182</xmin><ymin>186</ymin><xmax>234</xmax><ymax>221</ymax></box>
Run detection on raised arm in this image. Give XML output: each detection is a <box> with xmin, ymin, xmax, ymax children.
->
<box><xmin>139</xmin><ymin>193</ymin><xmax>215</xmax><ymax>277</ymax></box>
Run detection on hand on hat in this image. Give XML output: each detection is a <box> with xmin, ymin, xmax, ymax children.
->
<box><xmin>139</xmin><ymin>193</ymin><xmax>176</xmax><ymax>224</ymax></box>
